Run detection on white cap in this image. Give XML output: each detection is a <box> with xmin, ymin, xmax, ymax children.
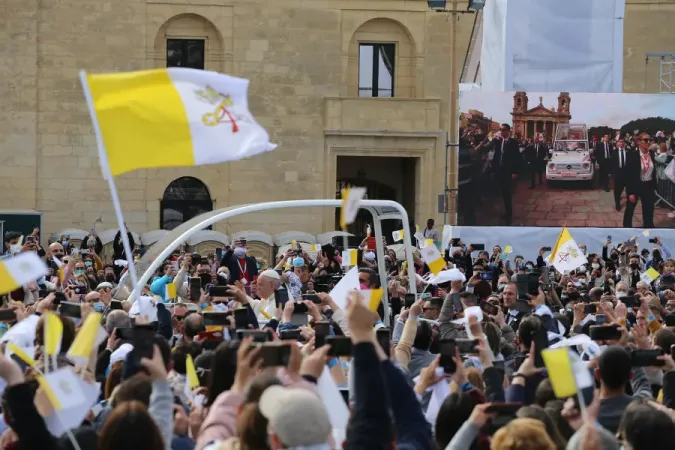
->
<box><xmin>259</xmin><ymin>269</ymin><xmax>280</xmax><ymax>280</ymax></box>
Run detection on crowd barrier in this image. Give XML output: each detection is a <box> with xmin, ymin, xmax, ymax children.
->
<box><xmin>655</xmin><ymin>158</ymin><xmax>675</xmax><ymax>210</ymax></box>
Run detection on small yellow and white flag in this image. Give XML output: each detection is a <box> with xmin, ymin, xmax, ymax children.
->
<box><xmin>165</xmin><ymin>282</ymin><xmax>177</xmax><ymax>300</ymax></box>
<box><xmin>339</xmin><ymin>187</ymin><xmax>366</xmax><ymax>230</ymax></box>
<box><xmin>641</xmin><ymin>267</ymin><xmax>661</xmax><ymax>284</ymax></box>
<box><xmin>184</xmin><ymin>354</ymin><xmax>200</xmax><ymax>400</ymax></box>
<box><xmin>0</xmin><ymin>252</ymin><xmax>49</xmax><ymax>295</ymax></box>
<box><xmin>7</xmin><ymin>342</ymin><xmax>36</xmax><ymax>368</ymax></box>
<box><xmin>52</xmin><ymin>256</ymin><xmax>65</xmax><ymax>283</ymax></box>
<box><xmin>541</xmin><ymin>347</ymin><xmax>593</xmax><ymax>398</ymax></box>
<box><xmin>420</xmin><ymin>245</ymin><xmax>445</xmax><ymax>275</ymax></box>
<box><xmin>548</xmin><ymin>227</ymin><xmax>587</xmax><ymax>273</ymax></box>
<box><xmin>291</xmin><ymin>240</ymin><xmax>297</xmax><ymax>249</ymax></box>
<box><xmin>341</xmin><ymin>249</ymin><xmax>358</xmax><ymax>267</ymax></box>
<box><xmin>44</xmin><ymin>312</ymin><xmax>63</xmax><ymax>357</ymax></box>
<box><xmin>642</xmin><ymin>230</ymin><xmax>650</xmax><ymax>237</ymax></box>
<box><xmin>360</xmin><ymin>288</ymin><xmax>384</xmax><ymax>312</ymax></box>
<box><xmin>82</xmin><ymin>68</ymin><xmax>277</xmax><ymax>177</ymax></box>
<box><xmin>504</xmin><ymin>245</ymin><xmax>513</xmax><ymax>254</ymax></box>
<box><xmin>392</xmin><ymin>229</ymin><xmax>404</xmax><ymax>242</ymax></box>
<box><xmin>67</xmin><ymin>312</ymin><xmax>107</xmax><ymax>365</ymax></box>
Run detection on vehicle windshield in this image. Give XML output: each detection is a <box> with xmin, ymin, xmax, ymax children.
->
<box><xmin>555</xmin><ymin>124</ymin><xmax>588</xmax><ymax>141</ymax></box>
<box><xmin>553</xmin><ymin>141</ymin><xmax>587</xmax><ymax>152</ymax></box>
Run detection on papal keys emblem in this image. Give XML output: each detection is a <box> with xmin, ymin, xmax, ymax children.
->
<box><xmin>194</xmin><ymin>85</ymin><xmax>240</xmax><ymax>133</ymax></box>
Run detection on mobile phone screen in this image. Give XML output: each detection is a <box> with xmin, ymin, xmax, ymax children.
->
<box><xmin>326</xmin><ymin>336</ymin><xmax>352</xmax><ymax>357</ymax></box>
<box><xmin>189</xmin><ymin>277</ymin><xmax>201</xmax><ymax>302</ymax></box>
<box><xmin>203</xmin><ymin>312</ymin><xmax>231</xmax><ymax>326</ymax></box>
<box><xmin>376</xmin><ymin>328</ymin><xmax>391</xmax><ymax>357</ymax></box>
<box><xmin>128</xmin><ymin>325</ymin><xmax>155</xmax><ymax>376</ymax></box>
<box><xmin>59</xmin><ymin>301</ymin><xmax>81</xmax><ymax>319</ymax></box>
<box><xmin>314</xmin><ymin>321</ymin><xmax>330</xmax><ymax>348</ymax></box>
<box><xmin>531</xmin><ymin>327</ymin><xmax>549</xmax><ymax>368</ymax></box>
<box><xmin>234</xmin><ymin>308</ymin><xmax>250</xmax><ymax>329</ymax></box>
<box><xmin>438</xmin><ymin>339</ymin><xmax>457</xmax><ymax>373</ymax></box>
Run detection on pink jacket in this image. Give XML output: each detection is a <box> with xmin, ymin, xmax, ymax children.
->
<box><xmin>196</xmin><ymin>371</ymin><xmax>319</xmax><ymax>450</ymax></box>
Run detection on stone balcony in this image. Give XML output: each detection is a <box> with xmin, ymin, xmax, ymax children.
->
<box><xmin>324</xmin><ymin>97</ymin><xmax>442</xmax><ymax>134</ymax></box>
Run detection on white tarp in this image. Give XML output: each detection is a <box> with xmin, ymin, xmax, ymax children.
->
<box><xmin>481</xmin><ymin>0</ymin><xmax>625</xmax><ymax>93</ymax></box>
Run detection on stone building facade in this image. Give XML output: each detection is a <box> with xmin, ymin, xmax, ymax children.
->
<box><xmin>511</xmin><ymin>92</ymin><xmax>571</xmax><ymax>142</ymax></box>
<box><xmin>1</xmin><ymin>0</ymin><xmax>674</xmax><ymax>240</ymax></box>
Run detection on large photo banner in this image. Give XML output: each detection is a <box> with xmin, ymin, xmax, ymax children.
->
<box><xmin>457</xmin><ymin>91</ymin><xmax>675</xmax><ymax>228</ymax></box>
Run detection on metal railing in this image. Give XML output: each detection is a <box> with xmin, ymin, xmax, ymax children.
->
<box><xmin>655</xmin><ymin>157</ymin><xmax>675</xmax><ymax>209</ymax></box>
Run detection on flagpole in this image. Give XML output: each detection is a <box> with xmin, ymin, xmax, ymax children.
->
<box><xmin>79</xmin><ymin>71</ymin><xmax>139</xmax><ymax>302</ymax></box>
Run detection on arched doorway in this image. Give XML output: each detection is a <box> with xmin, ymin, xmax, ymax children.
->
<box><xmin>160</xmin><ymin>177</ymin><xmax>213</xmax><ymax>230</ymax></box>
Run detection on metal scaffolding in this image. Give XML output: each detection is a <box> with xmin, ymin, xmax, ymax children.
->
<box><xmin>646</xmin><ymin>52</ymin><xmax>675</xmax><ymax>93</ymax></box>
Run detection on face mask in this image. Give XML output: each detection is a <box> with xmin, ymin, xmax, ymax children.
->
<box><xmin>199</xmin><ymin>273</ymin><xmax>212</xmax><ymax>287</ymax></box>
<box><xmin>498</xmin><ymin>284</ymin><xmax>506</xmax><ymax>292</ymax></box>
<box><xmin>217</xmin><ymin>272</ymin><xmax>229</xmax><ymax>282</ymax></box>
<box><xmin>525</xmin><ymin>265</ymin><xmax>533</xmax><ymax>271</ymax></box>
<box><xmin>8</xmin><ymin>243</ymin><xmax>21</xmax><ymax>254</ymax></box>
<box><xmin>105</xmin><ymin>274</ymin><xmax>115</xmax><ymax>283</ymax></box>
<box><xmin>75</xmin><ymin>269</ymin><xmax>84</xmax><ymax>275</ymax></box>
<box><xmin>61</xmin><ymin>240</ymin><xmax>68</xmax><ymax>246</ymax></box>
<box><xmin>630</xmin><ymin>263</ymin><xmax>639</xmax><ymax>270</ymax></box>
<box><xmin>359</xmin><ymin>283</ymin><xmax>368</xmax><ymax>290</ymax></box>
<box><xmin>561</xmin><ymin>294</ymin><xmax>568</xmax><ymax>300</ymax></box>
<box><xmin>499</xmin><ymin>253</ymin><xmax>508</xmax><ymax>261</ymax></box>
<box><xmin>364</xmin><ymin>252</ymin><xmax>376</xmax><ymax>261</ymax></box>
<box><xmin>591</xmin><ymin>263</ymin><xmax>600</xmax><ymax>270</ymax></box>
<box><xmin>93</xmin><ymin>302</ymin><xmax>104</xmax><ymax>312</ymax></box>
<box><xmin>616</xmin><ymin>291</ymin><xmax>627</xmax><ymax>298</ymax></box>
<box><xmin>234</xmin><ymin>247</ymin><xmax>247</xmax><ymax>258</ymax></box>
<box><xmin>85</xmin><ymin>261</ymin><xmax>93</xmax><ymax>268</ymax></box>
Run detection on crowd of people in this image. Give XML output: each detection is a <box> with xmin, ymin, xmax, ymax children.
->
<box><xmin>2</xmin><ymin>222</ymin><xmax>675</xmax><ymax>450</ymax></box>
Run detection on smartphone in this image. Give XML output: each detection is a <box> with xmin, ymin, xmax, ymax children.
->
<box><xmin>666</xmin><ymin>314</ymin><xmax>675</xmax><ymax>327</ymax></box>
<box><xmin>203</xmin><ymin>311</ymin><xmax>231</xmax><ymax>327</ymax></box>
<box><xmin>531</xmin><ymin>327</ymin><xmax>549</xmax><ymax>368</ymax></box>
<box><xmin>215</xmin><ymin>248</ymin><xmax>223</xmax><ymax>261</ymax></box>
<box><xmin>480</xmin><ymin>302</ymin><xmax>499</xmax><ymax>316</ymax></box>
<box><xmin>326</xmin><ymin>336</ymin><xmax>352</xmax><ymax>357</ymax></box>
<box><xmin>189</xmin><ymin>277</ymin><xmax>201</xmax><ymax>302</ymax></box>
<box><xmin>59</xmin><ymin>301</ymin><xmax>81</xmax><ymax>319</ymax></box>
<box><xmin>376</xmin><ymin>328</ymin><xmax>391</xmax><ymax>357</ymax></box>
<box><xmin>129</xmin><ymin>325</ymin><xmax>156</xmax><ymax>376</ymax></box>
<box><xmin>624</xmin><ymin>241</ymin><xmax>636</xmax><ymax>249</ymax></box>
<box><xmin>649</xmin><ymin>238</ymin><xmax>658</xmax><ymax>244</ymax></box>
<box><xmin>439</xmin><ymin>339</ymin><xmax>457</xmax><ymax>373</ymax></box>
<box><xmin>621</xmin><ymin>295</ymin><xmax>637</xmax><ymax>308</ymax></box>
<box><xmin>233</xmin><ymin>308</ymin><xmax>250</xmax><ymax>329</ymax></box>
<box><xmin>302</xmin><ymin>294</ymin><xmax>321</xmax><ymax>304</ymax></box>
<box><xmin>0</xmin><ymin>309</ymin><xmax>16</xmax><ymax>322</ymax></box>
<box><xmin>25</xmin><ymin>236</ymin><xmax>35</xmax><ymax>244</ymax></box>
<box><xmin>259</xmin><ymin>344</ymin><xmax>291</xmax><ymax>368</ymax></box>
<box><xmin>53</xmin><ymin>292</ymin><xmax>66</xmax><ymax>306</ymax></box>
<box><xmin>74</xmin><ymin>286</ymin><xmax>87</xmax><ymax>296</ymax></box>
<box><xmin>404</xmin><ymin>293</ymin><xmax>415</xmax><ymax>309</ymax></box>
<box><xmin>279</xmin><ymin>329</ymin><xmax>302</xmax><ymax>341</ymax></box>
<box><xmin>274</xmin><ymin>288</ymin><xmax>289</xmax><ymax>308</ymax></box>
<box><xmin>110</xmin><ymin>300</ymin><xmax>123</xmax><ymax>310</ymax></box>
<box><xmin>456</xmin><ymin>338</ymin><xmax>479</xmax><ymax>355</ymax></box>
<box><xmin>515</xmin><ymin>299</ymin><xmax>531</xmax><ymax>315</ymax></box>
<box><xmin>607</xmin><ymin>235</ymin><xmax>612</xmax><ymax>242</ymax></box>
<box><xmin>314</xmin><ymin>321</ymin><xmax>330</xmax><ymax>348</ymax></box>
<box><xmin>208</xmin><ymin>286</ymin><xmax>229</xmax><ymax>297</ymax></box>
<box><xmin>236</xmin><ymin>329</ymin><xmax>268</xmax><ymax>343</ymax></box>
<box><xmin>514</xmin><ymin>355</ymin><xmax>526</xmax><ymax>372</ymax></box>
<box><xmin>116</xmin><ymin>327</ymin><xmax>134</xmax><ymax>341</ymax></box>
<box><xmin>480</xmin><ymin>272</ymin><xmax>493</xmax><ymax>281</ymax></box>
<box><xmin>485</xmin><ymin>403</ymin><xmax>523</xmax><ymax>414</ymax></box>
<box><xmin>542</xmin><ymin>246</ymin><xmax>552</xmax><ymax>252</ymax></box>
<box><xmin>584</xmin><ymin>303</ymin><xmax>597</xmax><ymax>315</ymax></box>
<box><xmin>595</xmin><ymin>314</ymin><xmax>606</xmax><ymax>325</ymax></box>
<box><xmin>631</xmin><ymin>349</ymin><xmax>665</xmax><ymax>367</ymax></box>
<box><xmin>38</xmin><ymin>288</ymin><xmax>50</xmax><ymax>299</ymax></box>
<box><xmin>470</xmin><ymin>243</ymin><xmax>485</xmax><ymax>251</ymax></box>
<box><xmin>589</xmin><ymin>325</ymin><xmax>621</xmax><ymax>341</ymax></box>
<box><xmin>293</xmin><ymin>302</ymin><xmax>309</xmax><ymax>314</ymax></box>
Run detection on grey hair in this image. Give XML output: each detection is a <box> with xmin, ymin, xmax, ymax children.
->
<box><xmin>106</xmin><ymin>309</ymin><xmax>131</xmax><ymax>334</ymax></box>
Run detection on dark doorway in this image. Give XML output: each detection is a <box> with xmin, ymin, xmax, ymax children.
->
<box><xmin>160</xmin><ymin>177</ymin><xmax>213</xmax><ymax>230</ymax></box>
<box><xmin>335</xmin><ymin>156</ymin><xmax>416</xmax><ymax>242</ymax></box>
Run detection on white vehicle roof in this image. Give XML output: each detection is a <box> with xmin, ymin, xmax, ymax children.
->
<box><xmin>554</xmin><ymin>124</ymin><xmax>588</xmax><ymax>142</ymax></box>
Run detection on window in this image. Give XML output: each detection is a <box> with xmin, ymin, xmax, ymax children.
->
<box><xmin>358</xmin><ymin>43</ymin><xmax>395</xmax><ymax>97</ymax></box>
<box><xmin>166</xmin><ymin>39</ymin><xmax>205</xmax><ymax>70</ymax></box>
<box><xmin>160</xmin><ymin>177</ymin><xmax>213</xmax><ymax>230</ymax></box>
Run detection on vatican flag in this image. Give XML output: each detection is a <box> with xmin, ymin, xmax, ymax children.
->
<box><xmin>81</xmin><ymin>68</ymin><xmax>277</xmax><ymax>177</ymax></box>
<box><xmin>0</xmin><ymin>252</ymin><xmax>49</xmax><ymax>295</ymax></box>
<box><xmin>549</xmin><ymin>227</ymin><xmax>587</xmax><ymax>273</ymax></box>
<box><xmin>339</xmin><ymin>187</ymin><xmax>366</xmax><ymax>230</ymax></box>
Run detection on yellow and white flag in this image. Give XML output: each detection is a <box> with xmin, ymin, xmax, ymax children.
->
<box><xmin>0</xmin><ymin>252</ymin><xmax>49</xmax><ymax>295</ymax></box>
<box><xmin>641</xmin><ymin>267</ymin><xmax>661</xmax><ymax>284</ymax></box>
<box><xmin>392</xmin><ymin>229</ymin><xmax>404</xmax><ymax>242</ymax></box>
<box><xmin>184</xmin><ymin>354</ymin><xmax>200</xmax><ymax>400</ymax></box>
<box><xmin>165</xmin><ymin>282</ymin><xmax>177</xmax><ymax>300</ymax></box>
<box><xmin>541</xmin><ymin>347</ymin><xmax>593</xmax><ymax>398</ymax></box>
<box><xmin>360</xmin><ymin>288</ymin><xmax>384</xmax><ymax>312</ymax></box>
<box><xmin>420</xmin><ymin>245</ymin><xmax>446</xmax><ymax>275</ymax></box>
<box><xmin>44</xmin><ymin>312</ymin><xmax>63</xmax><ymax>358</ymax></box>
<box><xmin>52</xmin><ymin>256</ymin><xmax>65</xmax><ymax>283</ymax></box>
<box><xmin>82</xmin><ymin>68</ymin><xmax>277</xmax><ymax>177</ymax></box>
<box><xmin>339</xmin><ymin>187</ymin><xmax>366</xmax><ymax>230</ymax></box>
<box><xmin>548</xmin><ymin>227</ymin><xmax>587</xmax><ymax>273</ymax></box>
<box><xmin>67</xmin><ymin>312</ymin><xmax>107</xmax><ymax>365</ymax></box>
<box><xmin>341</xmin><ymin>249</ymin><xmax>358</xmax><ymax>267</ymax></box>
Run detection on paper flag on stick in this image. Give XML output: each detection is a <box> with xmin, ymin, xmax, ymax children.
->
<box><xmin>339</xmin><ymin>187</ymin><xmax>366</xmax><ymax>229</ymax></box>
<box><xmin>641</xmin><ymin>267</ymin><xmax>661</xmax><ymax>284</ymax></box>
<box><xmin>420</xmin><ymin>245</ymin><xmax>445</xmax><ymax>275</ymax></box>
<box><xmin>361</xmin><ymin>289</ymin><xmax>384</xmax><ymax>312</ymax></box>
<box><xmin>184</xmin><ymin>354</ymin><xmax>200</xmax><ymax>400</ymax></box>
<box><xmin>67</xmin><ymin>312</ymin><xmax>106</xmax><ymax>365</ymax></box>
<box><xmin>165</xmin><ymin>282</ymin><xmax>177</xmax><ymax>300</ymax></box>
<box><xmin>0</xmin><ymin>252</ymin><xmax>49</xmax><ymax>295</ymax></box>
<box><xmin>341</xmin><ymin>249</ymin><xmax>358</xmax><ymax>267</ymax></box>
<box><xmin>504</xmin><ymin>245</ymin><xmax>513</xmax><ymax>254</ymax></box>
<box><xmin>392</xmin><ymin>230</ymin><xmax>404</xmax><ymax>242</ymax></box>
<box><xmin>642</xmin><ymin>230</ymin><xmax>650</xmax><ymax>237</ymax></box>
<box><xmin>7</xmin><ymin>342</ymin><xmax>36</xmax><ymax>368</ymax></box>
<box><xmin>44</xmin><ymin>313</ymin><xmax>62</xmax><ymax>357</ymax></box>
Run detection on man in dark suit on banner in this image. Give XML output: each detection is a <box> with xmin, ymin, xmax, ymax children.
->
<box><xmin>594</xmin><ymin>134</ymin><xmax>613</xmax><ymax>192</ymax></box>
<box><xmin>487</xmin><ymin>124</ymin><xmax>522</xmax><ymax>225</ymax></box>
